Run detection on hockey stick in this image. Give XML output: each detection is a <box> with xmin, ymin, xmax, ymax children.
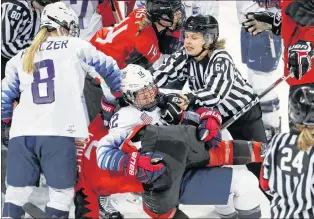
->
<box><xmin>268</xmin><ymin>31</ymin><xmax>276</xmax><ymax>58</ymax></box>
<box><xmin>109</xmin><ymin>0</ymin><xmax>121</xmax><ymax>23</ymax></box>
<box><xmin>23</xmin><ymin>202</ymin><xmax>49</xmax><ymax>219</ymax></box>
<box><xmin>221</xmin><ymin>72</ymin><xmax>294</xmax><ymax>130</ymax></box>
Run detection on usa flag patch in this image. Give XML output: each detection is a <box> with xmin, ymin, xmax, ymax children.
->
<box><xmin>140</xmin><ymin>112</ymin><xmax>153</xmax><ymax>124</ymax></box>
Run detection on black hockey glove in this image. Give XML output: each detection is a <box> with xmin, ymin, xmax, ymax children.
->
<box><xmin>160</xmin><ymin>102</ymin><xmax>184</xmax><ymax>125</ymax></box>
<box><xmin>288</xmin><ymin>40</ymin><xmax>313</xmax><ymax>80</ymax></box>
<box><xmin>242</xmin><ymin>11</ymin><xmax>282</xmax><ymax>36</ymax></box>
<box><xmin>158</xmin><ymin>93</ymin><xmax>185</xmax><ymax>109</ymax></box>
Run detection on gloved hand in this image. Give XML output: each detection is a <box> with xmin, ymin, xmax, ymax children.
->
<box><xmin>158</xmin><ymin>93</ymin><xmax>185</xmax><ymax>109</ymax></box>
<box><xmin>160</xmin><ymin>102</ymin><xmax>184</xmax><ymax>125</ymax></box>
<box><xmin>288</xmin><ymin>40</ymin><xmax>313</xmax><ymax>80</ymax></box>
<box><xmin>196</xmin><ymin>108</ymin><xmax>222</xmax><ymax>149</ymax></box>
<box><xmin>100</xmin><ymin>96</ymin><xmax>117</xmax><ymax>127</ymax></box>
<box><xmin>125</xmin><ymin>152</ymin><xmax>166</xmax><ymax>183</ymax></box>
<box><xmin>242</xmin><ymin>11</ymin><xmax>282</xmax><ymax>36</ymax></box>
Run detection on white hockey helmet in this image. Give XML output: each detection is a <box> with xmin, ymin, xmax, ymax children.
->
<box><xmin>40</xmin><ymin>2</ymin><xmax>80</xmax><ymax>37</ymax></box>
<box><xmin>120</xmin><ymin>64</ymin><xmax>158</xmax><ymax>111</ymax></box>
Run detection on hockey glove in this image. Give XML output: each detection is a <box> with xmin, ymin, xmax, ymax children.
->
<box><xmin>158</xmin><ymin>93</ymin><xmax>185</xmax><ymax>109</ymax></box>
<box><xmin>196</xmin><ymin>108</ymin><xmax>222</xmax><ymax>149</ymax></box>
<box><xmin>288</xmin><ymin>40</ymin><xmax>313</xmax><ymax>80</ymax></box>
<box><xmin>160</xmin><ymin>102</ymin><xmax>184</xmax><ymax>125</ymax></box>
<box><xmin>242</xmin><ymin>12</ymin><xmax>282</xmax><ymax>36</ymax></box>
<box><xmin>100</xmin><ymin>96</ymin><xmax>117</xmax><ymax>127</ymax></box>
<box><xmin>125</xmin><ymin>152</ymin><xmax>166</xmax><ymax>183</ymax></box>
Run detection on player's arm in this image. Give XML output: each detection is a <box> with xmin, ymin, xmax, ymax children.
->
<box><xmin>150</xmin><ymin>49</ymin><xmax>188</xmax><ymax>88</ymax></box>
<box><xmin>1</xmin><ymin>3</ymin><xmax>33</xmax><ymax>58</ymax></box>
<box><xmin>77</xmin><ymin>41</ymin><xmax>122</xmax><ymax>97</ymax></box>
<box><xmin>96</xmin><ymin>124</ymin><xmax>166</xmax><ymax>183</ymax></box>
<box><xmin>1</xmin><ymin>53</ymin><xmax>21</xmax><ymax>122</ymax></box>
<box><xmin>184</xmin><ymin>53</ymin><xmax>235</xmax><ymax>108</ymax></box>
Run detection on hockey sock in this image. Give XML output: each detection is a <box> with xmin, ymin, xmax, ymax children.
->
<box><xmin>2</xmin><ymin>202</ymin><xmax>25</xmax><ymax>219</ymax></box>
<box><xmin>45</xmin><ymin>206</ymin><xmax>69</xmax><ymax>218</ymax></box>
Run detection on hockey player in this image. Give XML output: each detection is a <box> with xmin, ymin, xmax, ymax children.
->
<box><xmin>90</xmin><ymin>0</ymin><xmax>184</xmax><ymax>69</ymax></box>
<box><xmin>151</xmin><ymin>14</ymin><xmax>269</xmax><ymax>197</ymax></box>
<box><xmin>1</xmin><ymin>2</ymin><xmax>121</xmax><ymax>218</ymax></box>
<box><xmin>75</xmin><ymin>64</ymin><xmax>263</xmax><ymax>219</ymax></box>
<box><xmin>242</xmin><ymin>0</ymin><xmax>314</xmax><ymax>131</ymax></box>
<box><xmin>260</xmin><ymin>85</ymin><xmax>314</xmax><ymax>218</ymax></box>
<box><xmin>236</xmin><ymin>0</ymin><xmax>282</xmax><ymax>142</ymax></box>
<box><xmin>88</xmin><ymin>0</ymin><xmax>185</xmax><ymax>148</ymax></box>
<box><xmin>63</xmin><ymin>0</ymin><xmax>103</xmax><ymax>40</ymax></box>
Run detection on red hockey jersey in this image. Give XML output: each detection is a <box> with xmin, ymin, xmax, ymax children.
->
<box><xmin>281</xmin><ymin>0</ymin><xmax>314</xmax><ymax>86</ymax></box>
<box><xmin>90</xmin><ymin>7</ymin><xmax>161</xmax><ymax>69</ymax></box>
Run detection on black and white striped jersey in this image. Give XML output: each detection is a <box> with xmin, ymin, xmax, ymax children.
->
<box><xmin>1</xmin><ymin>0</ymin><xmax>41</xmax><ymax>59</ymax></box>
<box><xmin>151</xmin><ymin>48</ymin><xmax>255</xmax><ymax>118</ymax></box>
<box><xmin>262</xmin><ymin>133</ymin><xmax>314</xmax><ymax>219</ymax></box>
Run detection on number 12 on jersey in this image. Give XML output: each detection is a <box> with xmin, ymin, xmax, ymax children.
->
<box><xmin>31</xmin><ymin>59</ymin><xmax>55</xmax><ymax>104</ymax></box>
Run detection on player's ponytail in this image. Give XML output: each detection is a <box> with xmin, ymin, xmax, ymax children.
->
<box><xmin>23</xmin><ymin>28</ymin><xmax>48</xmax><ymax>74</ymax></box>
<box><xmin>136</xmin><ymin>16</ymin><xmax>152</xmax><ymax>36</ymax></box>
<box><xmin>296</xmin><ymin>124</ymin><xmax>314</xmax><ymax>151</ymax></box>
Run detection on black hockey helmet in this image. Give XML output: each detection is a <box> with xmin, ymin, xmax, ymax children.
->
<box><xmin>183</xmin><ymin>15</ymin><xmax>219</xmax><ymax>46</ymax></box>
<box><xmin>32</xmin><ymin>0</ymin><xmax>60</xmax><ymax>7</ymax></box>
<box><xmin>289</xmin><ymin>85</ymin><xmax>314</xmax><ymax>128</ymax></box>
<box><xmin>145</xmin><ymin>0</ymin><xmax>185</xmax><ymax>30</ymax></box>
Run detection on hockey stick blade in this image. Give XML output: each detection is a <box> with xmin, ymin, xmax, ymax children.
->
<box><xmin>23</xmin><ymin>202</ymin><xmax>50</xmax><ymax>219</ymax></box>
<box><xmin>222</xmin><ymin>72</ymin><xmax>294</xmax><ymax>130</ymax></box>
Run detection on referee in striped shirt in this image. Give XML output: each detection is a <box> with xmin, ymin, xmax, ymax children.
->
<box><xmin>152</xmin><ymin>15</ymin><xmax>267</xmax><ymax>143</ymax></box>
<box><xmin>261</xmin><ymin>85</ymin><xmax>314</xmax><ymax>218</ymax></box>
<box><xmin>1</xmin><ymin>0</ymin><xmax>59</xmax><ymax>79</ymax></box>
<box><xmin>151</xmin><ymin>14</ymin><xmax>270</xmax><ymax>199</ymax></box>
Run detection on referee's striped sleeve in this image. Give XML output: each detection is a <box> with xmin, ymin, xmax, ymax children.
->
<box><xmin>193</xmin><ymin>53</ymin><xmax>234</xmax><ymax>107</ymax></box>
<box><xmin>1</xmin><ymin>1</ymin><xmax>33</xmax><ymax>58</ymax></box>
<box><xmin>150</xmin><ymin>49</ymin><xmax>188</xmax><ymax>88</ymax></box>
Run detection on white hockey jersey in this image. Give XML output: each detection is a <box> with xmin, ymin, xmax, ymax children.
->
<box><xmin>183</xmin><ymin>1</ymin><xmax>219</xmax><ymax>20</ymax></box>
<box><xmin>63</xmin><ymin>0</ymin><xmax>102</xmax><ymax>40</ymax></box>
<box><xmin>97</xmin><ymin>105</ymin><xmax>167</xmax><ymax>153</ymax></box>
<box><xmin>2</xmin><ymin>36</ymin><xmax>120</xmax><ymax>139</ymax></box>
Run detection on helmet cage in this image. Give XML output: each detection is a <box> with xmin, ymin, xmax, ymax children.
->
<box><xmin>123</xmin><ymin>83</ymin><xmax>159</xmax><ymax>111</ymax></box>
<box><xmin>289</xmin><ymin>86</ymin><xmax>314</xmax><ymax>127</ymax></box>
<box><xmin>146</xmin><ymin>0</ymin><xmax>186</xmax><ymax>30</ymax></box>
<box><xmin>46</xmin><ymin>15</ymin><xmax>80</xmax><ymax>37</ymax></box>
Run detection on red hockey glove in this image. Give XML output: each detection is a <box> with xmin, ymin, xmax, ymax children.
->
<box><xmin>126</xmin><ymin>152</ymin><xmax>166</xmax><ymax>184</ymax></box>
<box><xmin>100</xmin><ymin>96</ymin><xmax>117</xmax><ymax>127</ymax></box>
<box><xmin>288</xmin><ymin>40</ymin><xmax>313</xmax><ymax>80</ymax></box>
<box><xmin>196</xmin><ymin>109</ymin><xmax>222</xmax><ymax>149</ymax></box>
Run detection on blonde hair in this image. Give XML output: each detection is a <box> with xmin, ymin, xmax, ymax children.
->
<box><xmin>136</xmin><ymin>16</ymin><xmax>152</xmax><ymax>36</ymax></box>
<box><xmin>23</xmin><ymin>28</ymin><xmax>48</xmax><ymax>73</ymax></box>
<box><xmin>296</xmin><ymin>124</ymin><xmax>314</xmax><ymax>151</ymax></box>
<box><xmin>204</xmin><ymin>39</ymin><xmax>226</xmax><ymax>51</ymax></box>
